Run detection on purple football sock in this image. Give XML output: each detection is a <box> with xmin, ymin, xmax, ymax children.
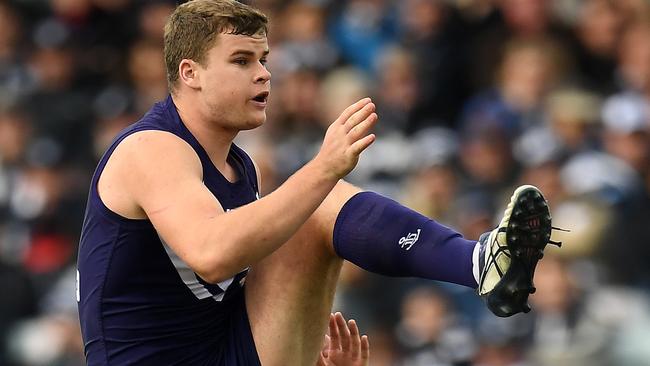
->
<box><xmin>333</xmin><ymin>192</ymin><xmax>478</xmax><ymax>288</ymax></box>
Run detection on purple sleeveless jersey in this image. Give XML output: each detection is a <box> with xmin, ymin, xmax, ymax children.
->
<box><xmin>77</xmin><ymin>96</ymin><xmax>261</xmax><ymax>365</ymax></box>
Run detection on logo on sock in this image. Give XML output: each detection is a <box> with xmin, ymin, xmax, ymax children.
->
<box><xmin>398</xmin><ymin>229</ymin><xmax>421</xmax><ymax>250</ymax></box>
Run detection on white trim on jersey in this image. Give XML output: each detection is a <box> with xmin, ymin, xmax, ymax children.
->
<box><xmin>160</xmin><ymin>235</ymin><xmax>232</xmax><ymax>301</ymax></box>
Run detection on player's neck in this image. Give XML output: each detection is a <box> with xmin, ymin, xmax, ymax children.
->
<box><xmin>172</xmin><ymin>93</ymin><xmax>238</xmax><ymax>175</ymax></box>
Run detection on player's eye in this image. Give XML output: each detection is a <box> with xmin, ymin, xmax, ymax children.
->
<box><xmin>260</xmin><ymin>58</ymin><xmax>268</xmax><ymax>66</ymax></box>
<box><xmin>234</xmin><ymin>58</ymin><xmax>248</xmax><ymax>66</ymax></box>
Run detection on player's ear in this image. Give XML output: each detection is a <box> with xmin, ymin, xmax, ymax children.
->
<box><xmin>178</xmin><ymin>59</ymin><xmax>201</xmax><ymax>89</ymax></box>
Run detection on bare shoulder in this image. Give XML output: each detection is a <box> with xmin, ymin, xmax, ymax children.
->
<box><xmin>98</xmin><ymin>130</ymin><xmax>202</xmax><ymax>219</ymax></box>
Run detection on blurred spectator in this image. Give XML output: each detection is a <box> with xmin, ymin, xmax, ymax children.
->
<box><xmin>4</xmin><ymin>265</ymin><xmax>84</xmax><ymax>366</ymax></box>
<box><xmin>271</xmin><ymin>67</ymin><xmax>370</xmax><ymax>181</ymax></box>
<box><xmin>25</xmin><ymin>41</ymin><xmax>94</xmax><ymax>166</ymax></box>
<box><xmin>467</xmin><ymin>0</ymin><xmax>573</xmax><ymax>90</ymax></box>
<box><xmin>527</xmin><ymin>254</ymin><xmax>650</xmax><ymax>366</ymax></box>
<box><xmin>0</xmin><ymin>107</ymin><xmax>35</xmax><ymax>261</ymax></box>
<box><xmin>462</xmin><ymin>36</ymin><xmax>568</xmax><ymax>138</ymax></box>
<box><xmin>269</xmin><ymin>2</ymin><xmax>338</xmax><ymax>77</ymax></box>
<box><xmin>450</xmin><ymin>190</ymin><xmax>495</xmax><ymax>243</ymax></box>
<box><xmin>0</xmin><ymin>1</ymin><xmax>31</xmax><ymax>108</ymax></box>
<box><xmin>91</xmin><ymin>113</ymin><xmax>137</xmax><ymax>159</ymax></box>
<box><xmin>395</xmin><ymin>286</ymin><xmax>475</xmax><ymax>366</ymax></box>
<box><xmin>595</xmin><ymin>92</ymin><xmax>650</xmax><ymax>287</ymax></box>
<box><xmin>570</xmin><ymin>0</ymin><xmax>624</xmax><ymax>95</ymax></box>
<box><xmin>0</xmin><ymin>1</ymin><xmax>21</xmax><ymax>61</ymax></box>
<box><xmin>329</xmin><ymin>0</ymin><xmax>397</xmax><ymax>72</ymax></box>
<box><xmin>399</xmin><ymin>127</ymin><xmax>459</xmax><ymax>221</ymax></box>
<box><xmin>401</xmin><ymin>136</ymin><xmax>459</xmax><ymax>222</ymax></box>
<box><xmin>271</xmin><ymin>69</ymin><xmax>323</xmax><ymax>137</ymax></box>
<box><xmin>474</xmin><ymin>312</ymin><xmax>531</xmax><ymax>366</ymax></box>
<box><xmin>616</xmin><ymin>20</ymin><xmax>650</xmax><ymax>95</ymax></box>
<box><xmin>458</xmin><ymin>124</ymin><xmax>516</xmax><ymax>196</ymax></box>
<box><xmin>500</xmin><ymin>0</ymin><xmax>557</xmax><ymax>36</ymax></box>
<box><xmin>365</xmin><ymin>327</ymin><xmax>401</xmax><ymax>366</ymax></box>
<box><xmin>601</xmin><ymin>92</ymin><xmax>650</xmax><ymax>176</ymax></box>
<box><xmin>547</xmin><ymin>89</ymin><xmax>601</xmax><ymax>152</ymax></box>
<box><xmin>136</xmin><ymin>0</ymin><xmax>175</xmax><ymax>43</ymax></box>
<box><xmin>0</xmin><ymin>107</ymin><xmax>38</xmax><ymax>366</ymax></box>
<box><xmin>512</xmin><ymin>87</ymin><xmax>602</xmax><ymax>170</ymax></box>
<box><xmin>373</xmin><ymin>46</ymin><xmax>418</xmax><ymax>134</ymax></box>
<box><xmin>127</xmin><ymin>39</ymin><xmax>168</xmax><ymax>114</ymax></box>
<box><xmin>0</xmin><ymin>107</ymin><xmax>31</xmax><ymax>169</ymax></box>
<box><xmin>0</xmin><ymin>258</ymin><xmax>37</xmax><ymax>366</ymax></box>
<box><xmin>397</xmin><ymin>0</ymin><xmax>468</xmax><ymax>130</ymax></box>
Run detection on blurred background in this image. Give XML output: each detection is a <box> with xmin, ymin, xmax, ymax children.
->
<box><xmin>1</xmin><ymin>0</ymin><xmax>650</xmax><ymax>365</ymax></box>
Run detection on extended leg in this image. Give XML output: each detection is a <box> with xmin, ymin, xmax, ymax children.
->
<box><xmin>245</xmin><ymin>182</ymin><xmax>555</xmax><ymax>364</ymax></box>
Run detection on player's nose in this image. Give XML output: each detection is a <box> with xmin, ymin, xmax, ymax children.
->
<box><xmin>255</xmin><ymin>64</ymin><xmax>271</xmax><ymax>84</ymax></box>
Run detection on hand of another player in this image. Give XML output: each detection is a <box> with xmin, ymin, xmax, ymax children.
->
<box><xmin>316</xmin><ymin>313</ymin><xmax>370</xmax><ymax>366</ymax></box>
<box><xmin>314</xmin><ymin>98</ymin><xmax>378</xmax><ymax>180</ymax></box>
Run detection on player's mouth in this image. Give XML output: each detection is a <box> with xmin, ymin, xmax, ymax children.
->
<box><xmin>250</xmin><ymin>91</ymin><xmax>269</xmax><ymax>108</ymax></box>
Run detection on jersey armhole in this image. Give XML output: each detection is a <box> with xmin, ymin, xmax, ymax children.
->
<box><xmin>90</xmin><ymin>127</ymin><xmax>163</xmax><ymax>227</ymax></box>
<box><xmin>232</xmin><ymin>145</ymin><xmax>261</xmax><ymax>198</ymax></box>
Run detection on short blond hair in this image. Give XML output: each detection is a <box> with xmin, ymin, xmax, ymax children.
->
<box><xmin>163</xmin><ymin>0</ymin><xmax>268</xmax><ymax>92</ymax></box>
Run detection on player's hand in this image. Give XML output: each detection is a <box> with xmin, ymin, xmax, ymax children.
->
<box><xmin>314</xmin><ymin>98</ymin><xmax>378</xmax><ymax>180</ymax></box>
<box><xmin>316</xmin><ymin>313</ymin><xmax>370</xmax><ymax>366</ymax></box>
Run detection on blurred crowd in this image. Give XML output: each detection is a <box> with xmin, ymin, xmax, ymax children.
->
<box><xmin>1</xmin><ymin>0</ymin><xmax>650</xmax><ymax>365</ymax></box>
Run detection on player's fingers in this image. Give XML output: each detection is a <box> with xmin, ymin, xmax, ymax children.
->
<box><xmin>348</xmin><ymin>113</ymin><xmax>378</xmax><ymax>142</ymax></box>
<box><xmin>316</xmin><ymin>353</ymin><xmax>327</xmax><ymax>366</ymax></box>
<box><xmin>322</xmin><ymin>335</ymin><xmax>331</xmax><ymax>357</ymax></box>
<box><xmin>321</xmin><ymin>334</ymin><xmax>330</xmax><ymax>352</ymax></box>
<box><xmin>323</xmin><ymin>334</ymin><xmax>332</xmax><ymax>350</ymax></box>
<box><xmin>344</xmin><ymin>103</ymin><xmax>375</xmax><ymax>132</ymax></box>
<box><xmin>335</xmin><ymin>312</ymin><xmax>351</xmax><ymax>353</ymax></box>
<box><xmin>336</xmin><ymin>98</ymin><xmax>372</xmax><ymax>125</ymax></box>
<box><xmin>350</xmin><ymin>134</ymin><xmax>376</xmax><ymax>156</ymax></box>
<box><xmin>328</xmin><ymin>313</ymin><xmax>341</xmax><ymax>350</ymax></box>
<box><xmin>348</xmin><ymin>319</ymin><xmax>361</xmax><ymax>358</ymax></box>
<box><xmin>361</xmin><ymin>335</ymin><xmax>370</xmax><ymax>360</ymax></box>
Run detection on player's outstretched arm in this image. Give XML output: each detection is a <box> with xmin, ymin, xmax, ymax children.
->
<box><xmin>115</xmin><ymin>98</ymin><xmax>377</xmax><ymax>283</ymax></box>
<box><xmin>316</xmin><ymin>313</ymin><xmax>369</xmax><ymax>366</ymax></box>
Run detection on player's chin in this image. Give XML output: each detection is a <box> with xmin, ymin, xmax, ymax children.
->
<box><xmin>242</xmin><ymin>112</ymin><xmax>266</xmax><ymax>130</ymax></box>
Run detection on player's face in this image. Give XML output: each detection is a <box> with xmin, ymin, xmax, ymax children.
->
<box><xmin>198</xmin><ymin>31</ymin><xmax>271</xmax><ymax>130</ymax></box>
